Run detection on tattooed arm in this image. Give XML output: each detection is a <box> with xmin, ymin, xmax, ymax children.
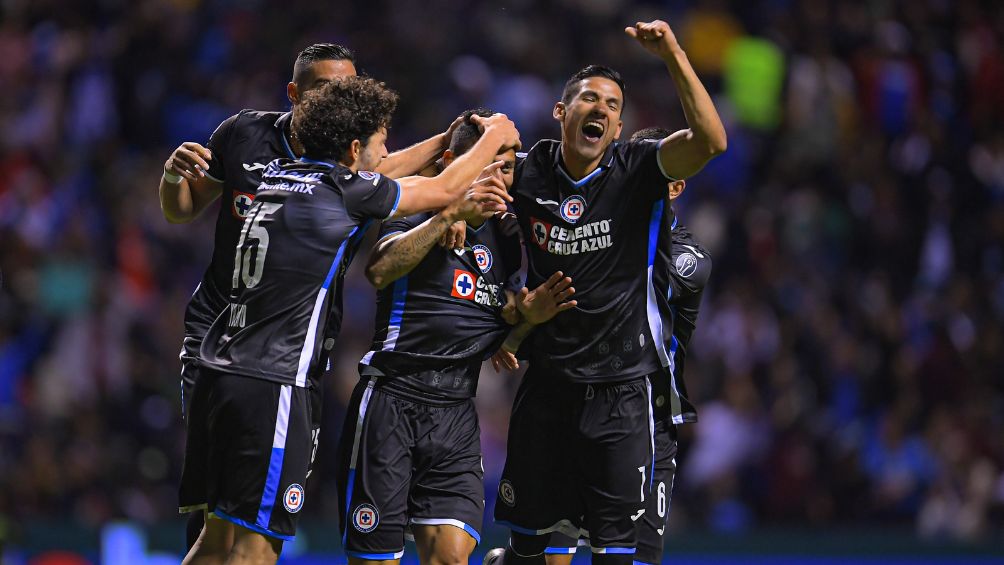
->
<box><xmin>365</xmin><ymin>173</ymin><xmax>507</xmax><ymax>290</ymax></box>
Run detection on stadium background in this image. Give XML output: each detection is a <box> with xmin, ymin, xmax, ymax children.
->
<box><xmin>1</xmin><ymin>0</ymin><xmax>1003</xmax><ymax>562</ymax></box>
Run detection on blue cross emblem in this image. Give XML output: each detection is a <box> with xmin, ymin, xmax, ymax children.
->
<box><xmin>569</xmin><ymin>203</ymin><xmax>580</xmax><ymax>215</ymax></box>
<box><xmin>534</xmin><ymin>223</ymin><xmax>547</xmax><ymax>241</ymax></box>
<box><xmin>234</xmin><ymin>195</ymin><xmax>252</xmax><ymax>216</ymax></box>
<box><xmin>457</xmin><ymin>275</ymin><xmax>473</xmax><ymax>294</ymax></box>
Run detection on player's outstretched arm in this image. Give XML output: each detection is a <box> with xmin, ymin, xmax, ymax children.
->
<box><xmin>365</xmin><ymin>173</ymin><xmax>509</xmax><ymax>289</ymax></box>
<box><xmin>159</xmin><ymin>142</ymin><xmax>223</xmax><ymax>223</ymax></box>
<box><xmin>491</xmin><ymin>272</ymin><xmax>577</xmax><ymax>372</ymax></box>
<box><xmin>391</xmin><ymin>114</ymin><xmax>520</xmax><ymax>218</ymax></box>
<box><xmin>626</xmin><ymin>20</ymin><xmax>727</xmax><ymax>180</ymax></box>
<box><xmin>375</xmin><ymin>115</ymin><xmax>464</xmax><ymax>178</ymax></box>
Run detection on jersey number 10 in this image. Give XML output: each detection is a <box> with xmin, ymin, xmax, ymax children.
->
<box><xmin>232</xmin><ymin>202</ymin><xmax>283</xmax><ymax>290</ymax></box>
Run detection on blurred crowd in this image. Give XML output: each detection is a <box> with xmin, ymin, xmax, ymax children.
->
<box><xmin>1</xmin><ymin>0</ymin><xmax>1003</xmax><ymax>550</ymax></box>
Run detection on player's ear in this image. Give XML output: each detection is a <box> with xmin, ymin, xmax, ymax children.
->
<box><xmin>614</xmin><ymin>119</ymin><xmax>624</xmax><ymax>140</ymax></box>
<box><xmin>287</xmin><ymin>82</ymin><xmax>299</xmax><ymax>106</ymax></box>
<box><xmin>347</xmin><ymin>139</ymin><xmax>362</xmax><ymax>166</ymax></box>
<box><xmin>553</xmin><ymin>102</ymin><xmax>566</xmax><ymax>123</ymax></box>
<box><xmin>668</xmin><ymin>179</ymin><xmax>686</xmax><ymax>200</ymax></box>
<box><xmin>442</xmin><ymin>149</ymin><xmax>456</xmax><ymax>168</ymax></box>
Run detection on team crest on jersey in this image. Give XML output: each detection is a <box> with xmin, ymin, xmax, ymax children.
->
<box><xmin>283</xmin><ymin>483</ymin><xmax>305</xmax><ymax>513</ymax></box>
<box><xmin>531</xmin><ymin>217</ymin><xmax>552</xmax><ymax>248</ymax></box>
<box><xmin>352</xmin><ymin>503</ymin><xmax>379</xmax><ymax>533</ymax></box>
<box><xmin>559</xmin><ymin>195</ymin><xmax>586</xmax><ymax>223</ymax></box>
<box><xmin>499</xmin><ymin>480</ymin><xmax>516</xmax><ymax>506</ymax></box>
<box><xmin>676</xmin><ymin>253</ymin><xmax>698</xmax><ymax>278</ymax></box>
<box><xmin>231</xmin><ymin>191</ymin><xmax>255</xmax><ymax>219</ymax></box>
<box><xmin>472</xmin><ymin>244</ymin><xmax>493</xmax><ymax>273</ymax></box>
<box><xmin>357</xmin><ymin>170</ymin><xmax>379</xmax><ymax>182</ymax></box>
<box><xmin>451</xmin><ymin>269</ymin><xmax>476</xmax><ymax>300</ymax></box>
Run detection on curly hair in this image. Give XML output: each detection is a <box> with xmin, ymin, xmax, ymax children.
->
<box><xmin>293</xmin><ymin>77</ymin><xmax>399</xmax><ymax>161</ymax></box>
<box><xmin>630</xmin><ymin>126</ymin><xmax>672</xmax><ymax>143</ymax></box>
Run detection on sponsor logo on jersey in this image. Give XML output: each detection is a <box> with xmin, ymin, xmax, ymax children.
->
<box><xmin>283</xmin><ymin>483</ymin><xmax>305</xmax><ymax>513</ymax></box>
<box><xmin>559</xmin><ymin>195</ymin><xmax>586</xmax><ymax>223</ymax></box>
<box><xmin>452</xmin><ymin>270</ymin><xmax>476</xmax><ymax>299</ymax></box>
<box><xmin>675</xmin><ymin>253</ymin><xmax>698</xmax><ymax>278</ymax></box>
<box><xmin>529</xmin><ymin>216</ymin><xmax>614</xmax><ymax>256</ymax></box>
<box><xmin>358</xmin><ymin>171</ymin><xmax>380</xmax><ymax>185</ymax></box>
<box><xmin>499</xmin><ymin>480</ymin><xmax>516</xmax><ymax>506</ymax></box>
<box><xmin>242</xmin><ymin>162</ymin><xmax>267</xmax><ymax>172</ymax></box>
<box><xmin>231</xmin><ymin>191</ymin><xmax>255</xmax><ymax>219</ymax></box>
<box><xmin>472</xmin><ymin>244</ymin><xmax>493</xmax><ymax>273</ymax></box>
<box><xmin>352</xmin><ymin>503</ymin><xmax>379</xmax><ymax>533</ymax></box>
<box><xmin>450</xmin><ymin>269</ymin><xmax>503</xmax><ymax>307</ymax></box>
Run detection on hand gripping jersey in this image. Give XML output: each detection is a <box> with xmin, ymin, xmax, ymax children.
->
<box><xmin>199</xmin><ymin>159</ymin><xmax>401</xmax><ymax>389</ymax></box>
<box><xmin>512</xmin><ymin>139</ymin><xmax>675</xmax><ymax>383</ymax></box>
<box><xmin>359</xmin><ymin>214</ymin><xmax>523</xmax><ymax>403</ymax></box>
<box><xmin>182</xmin><ymin>111</ymin><xmax>299</xmax><ymax>368</ymax></box>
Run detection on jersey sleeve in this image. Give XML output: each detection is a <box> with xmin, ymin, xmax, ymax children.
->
<box><xmin>378</xmin><ymin>212</ymin><xmax>432</xmax><ymax>240</ymax></box>
<box><xmin>623</xmin><ymin>140</ymin><xmax>676</xmax><ymax>203</ymax></box>
<box><xmin>204</xmin><ymin>112</ymin><xmax>242</xmax><ymax>183</ymax></box>
<box><xmin>667</xmin><ymin>243</ymin><xmax>713</xmax><ymax>301</ymax></box>
<box><xmin>341</xmin><ymin>171</ymin><xmax>402</xmax><ymax>222</ymax></box>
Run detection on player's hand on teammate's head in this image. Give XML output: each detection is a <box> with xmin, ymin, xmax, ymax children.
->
<box><xmin>166</xmin><ymin>142</ymin><xmax>213</xmax><ymax>182</ymax></box>
<box><xmin>517</xmin><ymin>271</ymin><xmax>577</xmax><ymax>325</ymax></box>
<box><xmin>469</xmin><ymin>113</ymin><xmax>522</xmax><ymax>152</ymax></box>
<box><xmin>444</xmin><ymin>171</ymin><xmax>510</xmax><ymax>224</ymax></box>
<box><xmin>625</xmin><ymin>20</ymin><xmax>681</xmax><ymax>58</ymax></box>
<box><xmin>443</xmin><ymin>113</ymin><xmax>466</xmax><ymax>145</ymax></box>
<box><xmin>439</xmin><ymin>221</ymin><xmax>467</xmax><ymax>249</ymax></box>
<box><xmin>491</xmin><ymin>348</ymin><xmax>519</xmax><ymax>373</ymax></box>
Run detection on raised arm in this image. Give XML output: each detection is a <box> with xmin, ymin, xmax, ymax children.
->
<box><xmin>375</xmin><ymin>115</ymin><xmax>463</xmax><ymax>178</ymax></box>
<box><xmin>159</xmin><ymin>142</ymin><xmax>223</xmax><ymax>223</ymax></box>
<box><xmin>365</xmin><ymin>174</ymin><xmax>508</xmax><ymax>289</ymax></box>
<box><xmin>626</xmin><ymin>20</ymin><xmax>727</xmax><ymax>179</ymax></box>
<box><xmin>391</xmin><ymin>114</ymin><xmax>520</xmax><ymax>218</ymax></box>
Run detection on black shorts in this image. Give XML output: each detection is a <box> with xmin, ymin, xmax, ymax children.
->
<box><xmin>178</xmin><ymin>370</ymin><xmax>316</xmax><ymax>540</ymax></box>
<box><xmin>545</xmin><ymin>422</ymin><xmax>678</xmax><ymax>564</ymax></box>
<box><xmin>179</xmin><ymin>336</ymin><xmax>200</xmax><ymax>421</ymax></box>
<box><xmin>335</xmin><ymin>377</ymin><xmax>484</xmax><ymax>560</ymax></box>
<box><xmin>494</xmin><ymin>369</ymin><xmax>655</xmax><ymax>553</ymax></box>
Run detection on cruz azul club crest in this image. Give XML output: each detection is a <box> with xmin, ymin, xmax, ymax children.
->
<box><xmin>559</xmin><ymin>195</ymin><xmax>586</xmax><ymax>223</ymax></box>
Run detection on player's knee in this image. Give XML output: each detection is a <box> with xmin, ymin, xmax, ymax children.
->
<box><xmin>228</xmin><ymin>525</ymin><xmax>282</xmax><ymax>565</ymax></box>
<box><xmin>428</xmin><ymin>544</ymin><xmax>471</xmax><ymax>565</ymax></box>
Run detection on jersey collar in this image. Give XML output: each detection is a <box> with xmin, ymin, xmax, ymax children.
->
<box><xmin>274</xmin><ymin>112</ymin><xmax>297</xmax><ymax>159</ymax></box>
<box><xmin>553</xmin><ymin>141</ymin><xmax>618</xmax><ymax>189</ymax></box>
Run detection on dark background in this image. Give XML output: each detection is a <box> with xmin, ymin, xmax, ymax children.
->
<box><xmin>1</xmin><ymin>0</ymin><xmax>1003</xmax><ymax>562</ymax></box>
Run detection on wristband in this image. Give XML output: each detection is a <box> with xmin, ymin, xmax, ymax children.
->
<box><xmin>163</xmin><ymin>168</ymin><xmax>183</xmax><ymax>184</ymax></box>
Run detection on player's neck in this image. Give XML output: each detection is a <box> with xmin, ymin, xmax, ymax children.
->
<box><xmin>559</xmin><ymin>144</ymin><xmax>604</xmax><ymax>180</ymax></box>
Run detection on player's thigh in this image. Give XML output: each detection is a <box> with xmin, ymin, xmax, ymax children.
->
<box><xmin>577</xmin><ymin>378</ymin><xmax>653</xmax><ymax>548</ymax></box>
<box><xmin>339</xmin><ymin>381</ymin><xmax>417</xmax><ymax>558</ymax></box>
<box><xmin>208</xmin><ymin>374</ymin><xmax>313</xmax><ymax>541</ymax></box>
<box><xmin>636</xmin><ymin>426</ymin><xmax>678</xmax><ymax>565</ymax></box>
<box><xmin>409</xmin><ymin>400</ymin><xmax>484</xmax><ymax>548</ymax></box>
<box><xmin>495</xmin><ymin>370</ymin><xmax>576</xmax><ymax>530</ymax></box>
<box><xmin>227</xmin><ymin>521</ymin><xmax>283</xmax><ymax>565</ymax></box>
<box><xmin>543</xmin><ymin>531</ymin><xmax>578</xmax><ymax>565</ymax></box>
<box><xmin>412</xmin><ymin>524</ymin><xmax>477</xmax><ymax>565</ymax></box>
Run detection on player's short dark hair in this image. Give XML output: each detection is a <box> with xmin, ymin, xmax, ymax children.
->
<box><xmin>293</xmin><ymin>76</ymin><xmax>399</xmax><ymax>161</ymax></box>
<box><xmin>631</xmin><ymin>126</ymin><xmax>672</xmax><ymax>143</ymax></box>
<box><xmin>561</xmin><ymin>65</ymin><xmax>626</xmax><ymax>106</ymax></box>
<box><xmin>292</xmin><ymin>43</ymin><xmax>355</xmax><ymax>86</ymax></box>
<box><xmin>448</xmin><ymin>108</ymin><xmax>496</xmax><ymax>156</ymax></box>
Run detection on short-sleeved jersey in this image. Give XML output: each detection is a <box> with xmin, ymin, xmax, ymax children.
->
<box><xmin>359</xmin><ymin>214</ymin><xmax>523</xmax><ymax>403</ymax></box>
<box><xmin>652</xmin><ymin>220</ymin><xmax>711</xmax><ymax>424</ymax></box>
<box><xmin>199</xmin><ymin>159</ymin><xmax>401</xmax><ymax>388</ymax></box>
<box><xmin>512</xmin><ymin>139</ymin><xmax>675</xmax><ymax>383</ymax></box>
<box><xmin>183</xmin><ymin>110</ymin><xmax>298</xmax><ymax>348</ymax></box>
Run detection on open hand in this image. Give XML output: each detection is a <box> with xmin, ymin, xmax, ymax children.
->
<box><xmin>516</xmin><ymin>271</ymin><xmax>577</xmax><ymax>325</ymax></box>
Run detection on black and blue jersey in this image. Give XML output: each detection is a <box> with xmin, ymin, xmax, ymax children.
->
<box><xmin>359</xmin><ymin>214</ymin><xmax>523</xmax><ymax>403</ymax></box>
<box><xmin>512</xmin><ymin>139</ymin><xmax>675</xmax><ymax>384</ymax></box>
<box><xmin>652</xmin><ymin>221</ymin><xmax>711</xmax><ymax>424</ymax></box>
<box><xmin>199</xmin><ymin>159</ymin><xmax>401</xmax><ymax>389</ymax></box>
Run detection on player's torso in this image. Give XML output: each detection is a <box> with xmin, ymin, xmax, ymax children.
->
<box><xmin>209</xmin><ymin>161</ymin><xmax>371</xmax><ymax>385</ymax></box>
<box><xmin>372</xmin><ymin>217</ymin><xmax>521</xmax><ymax>367</ymax></box>
<box><xmin>512</xmin><ymin>140</ymin><xmax>667</xmax><ymax>381</ymax></box>
<box><xmin>207</xmin><ymin>111</ymin><xmax>295</xmax><ymax>293</ymax></box>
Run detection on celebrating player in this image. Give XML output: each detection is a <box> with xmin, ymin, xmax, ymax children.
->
<box><xmin>336</xmin><ymin>109</ymin><xmax>576</xmax><ymax>565</ymax></box>
<box><xmin>179</xmin><ymin>78</ymin><xmax>519</xmax><ymax>565</ymax></box>
<box><xmin>486</xmin><ymin>19</ymin><xmax>726</xmax><ymax>565</ymax></box>
<box><xmin>535</xmin><ymin>127</ymin><xmax>712</xmax><ymax>565</ymax></box>
<box><xmin>163</xmin><ymin>43</ymin><xmax>463</xmax><ymax>551</ymax></box>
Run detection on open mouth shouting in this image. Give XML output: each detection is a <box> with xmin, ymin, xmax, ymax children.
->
<box><xmin>581</xmin><ymin>118</ymin><xmax>606</xmax><ymax>143</ymax></box>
